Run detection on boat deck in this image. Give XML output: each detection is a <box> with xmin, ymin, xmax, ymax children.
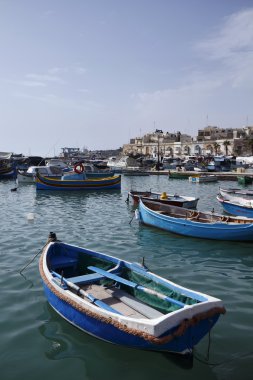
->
<box><xmin>80</xmin><ymin>284</ymin><xmax>164</xmax><ymax>319</ymax></box>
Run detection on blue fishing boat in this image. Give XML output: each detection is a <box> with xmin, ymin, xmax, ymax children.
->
<box><xmin>138</xmin><ymin>198</ymin><xmax>253</xmax><ymax>241</ymax></box>
<box><xmin>217</xmin><ymin>194</ymin><xmax>253</xmax><ymax>218</ymax></box>
<box><xmin>128</xmin><ymin>190</ymin><xmax>199</xmax><ymax>209</ymax></box>
<box><xmin>0</xmin><ymin>163</ymin><xmax>16</xmax><ymax>179</ymax></box>
<box><xmin>40</xmin><ymin>232</ymin><xmax>225</xmax><ymax>356</ymax></box>
<box><xmin>219</xmin><ymin>187</ymin><xmax>253</xmax><ymax>197</ymax></box>
<box><xmin>35</xmin><ymin>168</ymin><xmax>121</xmax><ymax>191</ymax></box>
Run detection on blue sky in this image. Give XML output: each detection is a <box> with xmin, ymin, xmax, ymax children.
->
<box><xmin>1</xmin><ymin>0</ymin><xmax>253</xmax><ymax>156</ymax></box>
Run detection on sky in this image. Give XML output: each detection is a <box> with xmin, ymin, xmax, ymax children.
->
<box><xmin>1</xmin><ymin>0</ymin><xmax>253</xmax><ymax>156</ymax></box>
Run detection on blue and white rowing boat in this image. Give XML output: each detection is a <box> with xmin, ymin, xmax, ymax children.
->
<box><xmin>138</xmin><ymin>198</ymin><xmax>253</xmax><ymax>241</ymax></box>
<box><xmin>217</xmin><ymin>193</ymin><xmax>253</xmax><ymax>218</ymax></box>
<box><xmin>39</xmin><ymin>232</ymin><xmax>225</xmax><ymax>356</ymax></box>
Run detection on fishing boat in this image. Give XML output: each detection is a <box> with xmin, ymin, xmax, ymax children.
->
<box><xmin>189</xmin><ymin>175</ymin><xmax>218</xmax><ymax>183</ymax></box>
<box><xmin>219</xmin><ymin>187</ymin><xmax>253</xmax><ymax>198</ymax></box>
<box><xmin>122</xmin><ymin>169</ymin><xmax>149</xmax><ymax>176</ymax></box>
<box><xmin>17</xmin><ymin>165</ymin><xmax>63</xmax><ymax>183</ymax></box>
<box><xmin>138</xmin><ymin>198</ymin><xmax>253</xmax><ymax>241</ymax></box>
<box><xmin>39</xmin><ymin>232</ymin><xmax>225</xmax><ymax>356</ymax></box>
<box><xmin>216</xmin><ymin>194</ymin><xmax>253</xmax><ymax>218</ymax></box>
<box><xmin>35</xmin><ymin>165</ymin><xmax>121</xmax><ymax>191</ymax></box>
<box><xmin>237</xmin><ymin>176</ymin><xmax>253</xmax><ymax>185</ymax></box>
<box><xmin>0</xmin><ymin>162</ymin><xmax>16</xmax><ymax>179</ymax></box>
<box><xmin>127</xmin><ymin>190</ymin><xmax>199</xmax><ymax>209</ymax></box>
<box><xmin>168</xmin><ymin>171</ymin><xmax>192</xmax><ymax>179</ymax></box>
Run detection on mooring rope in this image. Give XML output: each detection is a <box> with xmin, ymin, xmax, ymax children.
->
<box><xmin>19</xmin><ymin>233</ymin><xmax>57</xmax><ymax>275</ymax></box>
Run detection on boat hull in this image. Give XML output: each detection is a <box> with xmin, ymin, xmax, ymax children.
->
<box><xmin>0</xmin><ymin>167</ymin><xmax>16</xmax><ymax>179</ymax></box>
<box><xmin>40</xmin><ymin>238</ymin><xmax>225</xmax><ymax>355</ymax></box>
<box><xmin>129</xmin><ymin>191</ymin><xmax>198</xmax><ymax>209</ymax></box>
<box><xmin>43</xmin><ymin>282</ymin><xmax>220</xmax><ymax>354</ymax></box>
<box><xmin>217</xmin><ymin>196</ymin><xmax>253</xmax><ymax>218</ymax></box>
<box><xmin>36</xmin><ymin>173</ymin><xmax>121</xmax><ymax>191</ymax></box>
<box><xmin>138</xmin><ymin>200</ymin><xmax>253</xmax><ymax>241</ymax></box>
<box><xmin>189</xmin><ymin>175</ymin><xmax>217</xmax><ymax>183</ymax></box>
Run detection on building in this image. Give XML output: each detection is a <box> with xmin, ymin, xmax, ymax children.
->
<box><xmin>122</xmin><ymin>125</ymin><xmax>253</xmax><ymax>158</ymax></box>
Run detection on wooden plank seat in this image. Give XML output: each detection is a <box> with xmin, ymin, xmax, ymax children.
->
<box><xmin>105</xmin><ymin>287</ymin><xmax>164</xmax><ymax>319</ymax></box>
<box><xmin>67</xmin><ymin>273</ymin><xmax>106</xmax><ymax>285</ymax></box>
<box><xmin>88</xmin><ymin>266</ymin><xmax>185</xmax><ymax>309</ymax></box>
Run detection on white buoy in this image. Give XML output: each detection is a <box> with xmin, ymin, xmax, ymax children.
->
<box><xmin>27</xmin><ymin>213</ymin><xmax>35</xmax><ymax>221</ymax></box>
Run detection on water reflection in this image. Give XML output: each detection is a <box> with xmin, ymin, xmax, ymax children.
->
<box><xmin>39</xmin><ymin>304</ymin><xmax>201</xmax><ymax>377</ymax></box>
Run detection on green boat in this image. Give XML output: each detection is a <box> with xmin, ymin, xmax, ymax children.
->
<box><xmin>237</xmin><ymin>176</ymin><xmax>253</xmax><ymax>185</ymax></box>
<box><xmin>168</xmin><ymin>171</ymin><xmax>192</xmax><ymax>179</ymax></box>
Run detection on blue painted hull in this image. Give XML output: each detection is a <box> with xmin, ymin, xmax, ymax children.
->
<box><xmin>40</xmin><ymin>238</ymin><xmax>225</xmax><ymax>356</ymax></box>
<box><xmin>217</xmin><ymin>197</ymin><xmax>253</xmax><ymax>218</ymax></box>
<box><xmin>36</xmin><ymin>172</ymin><xmax>121</xmax><ymax>191</ymax></box>
<box><xmin>0</xmin><ymin>167</ymin><xmax>16</xmax><ymax>179</ymax></box>
<box><xmin>138</xmin><ymin>200</ymin><xmax>253</xmax><ymax>241</ymax></box>
<box><xmin>42</xmin><ymin>282</ymin><xmax>219</xmax><ymax>353</ymax></box>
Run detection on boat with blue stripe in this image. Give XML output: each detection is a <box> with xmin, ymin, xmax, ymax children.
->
<box><xmin>39</xmin><ymin>232</ymin><xmax>225</xmax><ymax>356</ymax></box>
<box><xmin>138</xmin><ymin>198</ymin><xmax>253</xmax><ymax>241</ymax></box>
<box><xmin>217</xmin><ymin>193</ymin><xmax>253</xmax><ymax>218</ymax></box>
<box><xmin>35</xmin><ymin>169</ymin><xmax>121</xmax><ymax>191</ymax></box>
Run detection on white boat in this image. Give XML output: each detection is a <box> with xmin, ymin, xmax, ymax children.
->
<box><xmin>17</xmin><ymin>165</ymin><xmax>63</xmax><ymax>183</ymax></box>
<box><xmin>189</xmin><ymin>175</ymin><xmax>218</xmax><ymax>183</ymax></box>
<box><xmin>219</xmin><ymin>187</ymin><xmax>253</xmax><ymax>207</ymax></box>
<box><xmin>45</xmin><ymin>159</ymin><xmax>70</xmax><ymax>170</ymax></box>
<box><xmin>107</xmin><ymin>156</ymin><xmax>129</xmax><ymax>172</ymax></box>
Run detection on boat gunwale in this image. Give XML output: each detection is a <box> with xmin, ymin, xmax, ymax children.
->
<box><xmin>40</xmin><ymin>240</ymin><xmax>224</xmax><ymax>338</ymax></box>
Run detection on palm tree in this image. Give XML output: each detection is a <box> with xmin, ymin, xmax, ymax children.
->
<box><xmin>223</xmin><ymin>140</ymin><xmax>231</xmax><ymax>156</ymax></box>
<box><xmin>245</xmin><ymin>137</ymin><xmax>253</xmax><ymax>155</ymax></box>
<box><xmin>213</xmin><ymin>142</ymin><xmax>220</xmax><ymax>155</ymax></box>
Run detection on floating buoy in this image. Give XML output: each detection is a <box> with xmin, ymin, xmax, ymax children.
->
<box><xmin>160</xmin><ymin>192</ymin><xmax>167</xmax><ymax>200</ymax></box>
<box><xmin>27</xmin><ymin>213</ymin><xmax>35</xmax><ymax>221</ymax></box>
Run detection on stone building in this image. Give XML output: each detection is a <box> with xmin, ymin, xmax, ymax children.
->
<box><xmin>122</xmin><ymin>126</ymin><xmax>253</xmax><ymax>158</ymax></box>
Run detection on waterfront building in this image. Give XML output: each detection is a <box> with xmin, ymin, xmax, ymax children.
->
<box><xmin>123</xmin><ymin>125</ymin><xmax>253</xmax><ymax>159</ymax></box>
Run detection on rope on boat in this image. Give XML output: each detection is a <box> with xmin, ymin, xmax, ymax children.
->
<box><xmin>19</xmin><ymin>232</ymin><xmax>57</xmax><ymax>275</ymax></box>
<box><xmin>39</xmin><ymin>244</ymin><xmax>226</xmax><ymax>346</ymax></box>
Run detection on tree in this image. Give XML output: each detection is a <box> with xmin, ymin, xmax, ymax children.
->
<box><xmin>223</xmin><ymin>140</ymin><xmax>231</xmax><ymax>156</ymax></box>
<box><xmin>246</xmin><ymin>138</ymin><xmax>253</xmax><ymax>155</ymax></box>
<box><xmin>213</xmin><ymin>142</ymin><xmax>220</xmax><ymax>155</ymax></box>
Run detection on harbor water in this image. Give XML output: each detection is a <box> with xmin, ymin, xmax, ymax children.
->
<box><xmin>1</xmin><ymin>175</ymin><xmax>253</xmax><ymax>380</ymax></box>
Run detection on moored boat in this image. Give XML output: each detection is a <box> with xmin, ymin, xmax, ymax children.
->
<box><xmin>17</xmin><ymin>165</ymin><xmax>63</xmax><ymax>183</ymax></box>
<box><xmin>168</xmin><ymin>171</ymin><xmax>191</xmax><ymax>179</ymax></box>
<box><xmin>138</xmin><ymin>198</ymin><xmax>253</xmax><ymax>241</ymax></box>
<box><xmin>35</xmin><ymin>167</ymin><xmax>121</xmax><ymax>191</ymax></box>
<box><xmin>216</xmin><ymin>194</ymin><xmax>253</xmax><ymax>218</ymax></box>
<box><xmin>189</xmin><ymin>175</ymin><xmax>218</xmax><ymax>183</ymax></box>
<box><xmin>128</xmin><ymin>190</ymin><xmax>199</xmax><ymax>209</ymax></box>
<box><xmin>0</xmin><ymin>163</ymin><xmax>16</xmax><ymax>179</ymax></box>
<box><xmin>237</xmin><ymin>176</ymin><xmax>253</xmax><ymax>185</ymax></box>
<box><xmin>40</xmin><ymin>232</ymin><xmax>225</xmax><ymax>356</ymax></box>
<box><xmin>219</xmin><ymin>187</ymin><xmax>253</xmax><ymax>198</ymax></box>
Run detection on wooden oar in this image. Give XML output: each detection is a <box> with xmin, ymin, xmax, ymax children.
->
<box><xmin>88</xmin><ymin>266</ymin><xmax>185</xmax><ymax>308</ymax></box>
<box><xmin>51</xmin><ymin>271</ymin><xmax>122</xmax><ymax>315</ymax></box>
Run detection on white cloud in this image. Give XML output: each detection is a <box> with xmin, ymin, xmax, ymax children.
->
<box><xmin>25</xmin><ymin>73</ymin><xmax>66</xmax><ymax>84</ymax></box>
<box><xmin>48</xmin><ymin>67</ymin><xmax>68</xmax><ymax>75</ymax></box>
<box><xmin>195</xmin><ymin>8</ymin><xmax>253</xmax><ymax>88</ymax></box>
<box><xmin>132</xmin><ymin>7</ymin><xmax>253</xmax><ymax>132</ymax></box>
<box><xmin>196</xmin><ymin>8</ymin><xmax>253</xmax><ymax>60</ymax></box>
<box><xmin>74</xmin><ymin>66</ymin><xmax>87</xmax><ymax>75</ymax></box>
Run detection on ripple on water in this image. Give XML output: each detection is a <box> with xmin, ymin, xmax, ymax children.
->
<box><xmin>1</xmin><ymin>177</ymin><xmax>253</xmax><ymax>379</ymax></box>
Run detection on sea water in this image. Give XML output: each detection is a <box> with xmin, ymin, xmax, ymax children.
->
<box><xmin>0</xmin><ymin>175</ymin><xmax>253</xmax><ymax>380</ymax></box>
